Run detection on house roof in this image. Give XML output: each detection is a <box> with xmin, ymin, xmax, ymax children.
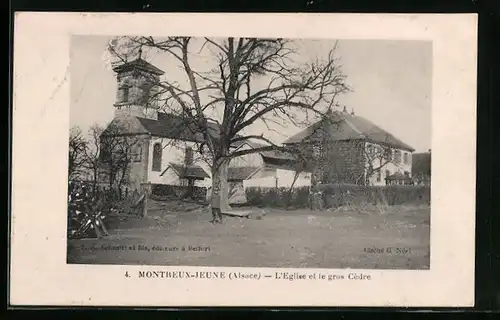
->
<box><xmin>112</xmin><ymin>58</ymin><xmax>165</xmax><ymax>76</ymax></box>
<box><xmin>284</xmin><ymin>110</ymin><xmax>415</xmax><ymax>152</ymax></box>
<box><xmin>240</xmin><ymin>140</ymin><xmax>300</xmax><ymax>162</ymax></box>
<box><xmin>412</xmin><ymin>152</ymin><xmax>431</xmax><ymax>176</ymax></box>
<box><xmin>228</xmin><ymin>166</ymin><xmax>260</xmax><ymax>181</ymax></box>
<box><xmin>162</xmin><ymin>162</ymin><xmax>210</xmax><ymax>180</ymax></box>
<box><xmin>260</xmin><ymin>149</ymin><xmax>297</xmax><ymax>161</ymax></box>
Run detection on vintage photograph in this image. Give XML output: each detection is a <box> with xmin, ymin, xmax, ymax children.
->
<box><xmin>66</xmin><ymin>36</ymin><xmax>432</xmax><ymax>270</ymax></box>
<box><xmin>11</xmin><ymin>12</ymin><xmax>477</xmax><ymax>307</ymax></box>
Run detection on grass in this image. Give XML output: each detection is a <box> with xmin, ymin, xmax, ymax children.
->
<box><xmin>67</xmin><ymin>201</ymin><xmax>430</xmax><ymax>269</ymax></box>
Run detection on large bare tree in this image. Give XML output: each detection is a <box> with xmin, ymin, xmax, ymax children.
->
<box><xmin>108</xmin><ymin>37</ymin><xmax>350</xmax><ymax>210</ymax></box>
<box><xmin>77</xmin><ymin>123</ymin><xmax>140</xmax><ymax>197</ymax></box>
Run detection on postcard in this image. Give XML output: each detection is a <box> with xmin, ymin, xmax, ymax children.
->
<box><xmin>10</xmin><ymin>12</ymin><xmax>477</xmax><ymax>307</ymax></box>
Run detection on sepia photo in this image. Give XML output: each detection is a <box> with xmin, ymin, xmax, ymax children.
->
<box><xmin>11</xmin><ymin>13</ymin><xmax>477</xmax><ymax>307</ymax></box>
<box><xmin>67</xmin><ymin>36</ymin><xmax>432</xmax><ymax>270</ymax></box>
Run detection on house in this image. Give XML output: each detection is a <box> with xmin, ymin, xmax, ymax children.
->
<box><xmin>283</xmin><ymin>108</ymin><xmax>415</xmax><ymax>186</ymax></box>
<box><xmin>98</xmin><ymin>56</ymin><xmax>299</xmax><ymax>193</ymax></box>
<box><xmin>412</xmin><ymin>150</ymin><xmax>431</xmax><ymax>186</ymax></box>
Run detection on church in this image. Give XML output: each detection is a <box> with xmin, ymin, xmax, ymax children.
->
<box><xmin>98</xmin><ymin>55</ymin><xmax>302</xmax><ymax>196</ymax></box>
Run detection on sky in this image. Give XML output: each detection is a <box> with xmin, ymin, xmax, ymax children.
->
<box><xmin>70</xmin><ymin>36</ymin><xmax>432</xmax><ymax>153</ymax></box>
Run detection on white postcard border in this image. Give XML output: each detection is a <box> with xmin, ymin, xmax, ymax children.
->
<box><xmin>11</xmin><ymin>12</ymin><xmax>477</xmax><ymax>307</ymax></box>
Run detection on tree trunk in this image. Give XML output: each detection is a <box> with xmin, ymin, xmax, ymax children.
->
<box><xmin>211</xmin><ymin>158</ymin><xmax>231</xmax><ymax>212</ymax></box>
<box><xmin>108</xmin><ymin>169</ymin><xmax>114</xmax><ymax>189</ymax></box>
<box><xmin>285</xmin><ymin>171</ymin><xmax>301</xmax><ymax>209</ymax></box>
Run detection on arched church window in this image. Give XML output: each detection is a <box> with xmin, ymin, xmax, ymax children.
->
<box><xmin>152</xmin><ymin>143</ymin><xmax>162</xmax><ymax>172</ymax></box>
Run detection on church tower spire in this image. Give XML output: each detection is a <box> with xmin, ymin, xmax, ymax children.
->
<box><xmin>112</xmin><ymin>53</ymin><xmax>164</xmax><ymax>120</ymax></box>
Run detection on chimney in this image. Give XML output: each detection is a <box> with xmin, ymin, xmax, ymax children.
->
<box><xmin>351</xmin><ymin>108</ymin><xmax>355</xmax><ymax>116</ymax></box>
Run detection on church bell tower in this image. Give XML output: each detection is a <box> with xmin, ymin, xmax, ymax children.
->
<box><xmin>112</xmin><ymin>49</ymin><xmax>164</xmax><ymax>120</ymax></box>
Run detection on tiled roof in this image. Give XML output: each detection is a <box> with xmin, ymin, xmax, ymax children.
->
<box><xmin>164</xmin><ymin>162</ymin><xmax>210</xmax><ymax>180</ymax></box>
<box><xmin>112</xmin><ymin>58</ymin><xmax>165</xmax><ymax>76</ymax></box>
<box><xmin>136</xmin><ymin>113</ymin><xmax>219</xmax><ymax>142</ymax></box>
<box><xmin>284</xmin><ymin>110</ymin><xmax>415</xmax><ymax>152</ymax></box>
<box><xmin>260</xmin><ymin>149</ymin><xmax>297</xmax><ymax>161</ymax></box>
<box><xmin>227</xmin><ymin>166</ymin><xmax>260</xmax><ymax>181</ymax></box>
<box><xmin>137</xmin><ymin>114</ymin><xmax>284</xmax><ymax>154</ymax></box>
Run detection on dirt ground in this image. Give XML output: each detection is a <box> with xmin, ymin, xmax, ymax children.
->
<box><xmin>67</xmin><ymin>202</ymin><xmax>430</xmax><ymax>270</ymax></box>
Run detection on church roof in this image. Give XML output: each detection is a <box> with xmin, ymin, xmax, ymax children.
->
<box><xmin>112</xmin><ymin>58</ymin><xmax>165</xmax><ymax>76</ymax></box>
<box><xmin>284</xmin><ymin>110</ymin><xmax>415</xmax><ymax>152</ymax></box>
<box><xmin>137</xmin><ymin>113</ymin><xmax>271</xmax><ymax>151</ymax></box>
<box><xmin>136</xmin><ymin>113</ymin><xmax>219</xmax><ymax>142</ymax></box>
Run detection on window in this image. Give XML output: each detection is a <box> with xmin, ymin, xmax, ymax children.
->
<box><xmin>404</xmin><ymin>171</ymin><xmax>410</xmax><ymax>177</ymax></box>
<box><xmin>384</xmin><ymin>147</ymin><xmax>392</xmax><ymax>161</ymax></box>
<box><xmin>152</xmin><ymin>143</ymin><xmax>162</xmax><ymax>172</ymax></box>
<box><xmin>376</xmin><ymin>170</ymin><xmax>381</xmax><ymax>182</ymax></box>
<box><xmin>122</xmin><ymin>87</ymin><xmax>129</xmax><ymax>103</ymax></box>
<box><xmin>394</xmin><ymin>150</ymin><xmax>401</xmax><ymax>164</ymax></box>
<box><xmin>385</xmin><ymin>170</ymin><xmax>390</xmax><ymax>179</ymax></box>
<box><xmin>403</xmin><ymin>152</ymin><xmax>408</xmax><ymax>165</ymax></box>
<box><xmin>184</xmin><ymin>147</ymin><xmax>194</xmax><ymax>165</ymax></box>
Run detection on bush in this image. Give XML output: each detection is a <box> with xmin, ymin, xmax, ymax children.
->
<box><xmin>246</xmin><ymin>186</ymin><xmax>311</xmax><ymax>209</ymax></box>
<box><xmin>245</xmin><ymin>184</ymin><xmax>430</xmax><ymax>209</ymax></box>
<box><xmin>151</xmin><ymin>184</ymin><xmax>207</xmax><ymax>200</ymax></box>
<box><xmin>316</xmin><ymin>184</ymin><xmax>430</xmax><ymax>207</ymax></box>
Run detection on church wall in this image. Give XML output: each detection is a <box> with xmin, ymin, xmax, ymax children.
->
<box><xmin>147</xmin><ymin>137</ymin><xmax>212</xmax><ymax>188</ymax></box>
<box><xmin>114</xmin><ymin>68</ymin><xmax>161</xmax><ymax>120</ymax></box>
<box><xmin>116</xmin><ymin>70</ymin><xmax>160</xmax><ymax>106</ymax></box>
<box><xmin>123</xmin><ymin>134</ymin><xmax>151</xmax><ymax>191</ymax></box>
